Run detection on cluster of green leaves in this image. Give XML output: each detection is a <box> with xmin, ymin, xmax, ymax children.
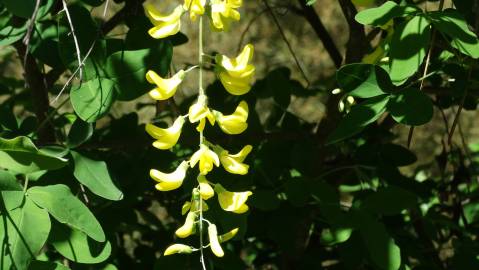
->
<box><xmin>1</xmin><ymin>0</ymin><xmax>479</xmax><ymax>269</ymax></box>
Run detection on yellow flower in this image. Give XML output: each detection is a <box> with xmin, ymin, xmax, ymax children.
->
<box><xmin>190</xmin><ymin>144</ymin><xmax>220</xmax><ymax>175</ymax></box>
<box><xmin>219</xmin><ymin>145</ymin><xmax>252</xmax><ymax>175</ymax></box>
<box><xmin>215</xmin><ymin>184</ymin><xmax>252</xmax><ymax>214</ymax></box>
<box><xmin>214</xmin><ymin>101</ymin><xmax>248</xmax><ymax>135</ymax></box>
<box><xmin>150</xmin><ymin>161</ymin><xmax>189</xmax><ymax>191</ymax></box>
<box><xmin>218</xmin><ymin>228</ymin><xmax>239</xmax><ymax>242</ymax></box>
<box><xmin>216</xmin><ymin>44</ymin><xmax>255</xmax><ymax>95</ymax></box>
<box><xmin>188</xmin><ymin>96</ymin><xmax>216</xmax><ymax>132</ymax></box>
<box><xmin>208</xmin><ymin>224</ymin><xmax>224</xmax><ymax>257</ymax></box>
<box><xmin>197</xmin><ymin>175</ymin><xmax>215</xmax><ymax>200</ymax></box>
<box><xmin>144</xmin><ymin>4</ymin><xmax>183</xmax><ymax>39</ymax></box>
<box><xmin>182</xmin><ymin>188</ymin><xmax>210</xmax><ymax>214</ymax></box>
<box><xmin>175</xmin><ymin>212</ymin><xmax>197</xmax><ymax>238</ymax></box>
<box><xmin>146</xmin><ymin>70</ymin><xmax>185</xmax><ymax>100</ymax></box>
<box><xmin>164</xmin><ymin>244</ymin><xmax>194</xmax><ymax>256</ymax></box>
<box><xmin>184</xmin><ymin>0</ymin><xmax>206</xmax><ymax>21</ymax></box>
<box><xmin>210</xmin><ymin>0</ymin><xmax>242</xmax><ymax>31</ymax></box>
<box><xmin>145</xmin><ymin>117</ymin><xmax>185</xmax><ymax>150</ymax></box>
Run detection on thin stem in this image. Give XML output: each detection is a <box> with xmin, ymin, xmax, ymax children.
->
<box><xmin>198</xmin><ymin>16</ymin><xmax>207</xmax><ymax>270</ymax></box>
<box><xmin>61</xmin><ymin>0</ymin><xmax>83</xmax><ymax>82</ymax></box>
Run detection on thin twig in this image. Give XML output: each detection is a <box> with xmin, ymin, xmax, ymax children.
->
<box><xmin>237</xmin><ymin>8</ymin><xmax>268</xmax><ymax>54</ymax></box>
<box><xmin>79</xmin><ymin>184</ymin><xmax>90</xmax><ymax>204</ymax></box>
<box><xmin>262</xmin><ymin>0</ymin><xmax>311</xmax><ymax>87</ymax></box>
<box><xmin>61</xmin><ymin>0</ymin><xmax>83</xmax><ymax>82</ymax></box>
<box><xmin>22</xmin><ymin>0</ymin><xmax>42</xmax><ymax>71</ymax></box>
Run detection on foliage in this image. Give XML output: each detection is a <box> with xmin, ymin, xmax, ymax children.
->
<box><xmin>0</xmin><ymin>0</ymin><xmax>479</xmax><ymax>270</ymax></box>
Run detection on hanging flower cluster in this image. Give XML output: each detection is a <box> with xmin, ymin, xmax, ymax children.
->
<box><xmin>143</xmin><ymin>0</ymin><xmax>255</xmax><ymax>260</ymax></box>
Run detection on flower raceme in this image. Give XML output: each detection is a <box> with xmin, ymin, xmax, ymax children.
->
<box><xmin>149</xmin><ymin>161</ymin><xmax>189</xmax><ymax>191</ymax></box>
<box><xmin>216</xmin><ymin>44</ymin><xmax>255</xmax><ymax>95</ymax></box>
<box><xmin>215</xmin><ymin>183</ymin><xmax>252</xmax><ymax>214</ymax></box>
<box><xmin>146</xmin><ymin>70</ymin><xmax>185</xmax><ymax>100</ymax></box>
<box><xmin>214</xmin><ymin>101</ymin><xmax>248</xmax><ymax>135</ymax></box>
<box><xmin>145</xmin><ymin>4</ymin><xmax>184</xmax><ymax>39</ymax></box>
<box><xmin>145</xmin><ymin>116</ymin><xmax>185</xmax><ymax>150</ymax></box>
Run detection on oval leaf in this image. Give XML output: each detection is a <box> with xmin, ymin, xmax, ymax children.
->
<box><xmin>387</xmin><ymin>88</ymin><xmax>433</xmax><ymax>126</ymax></box>
<box><xmin>28</xmin><ymin>184</ymin><xmax>105</xmax><ymax>242</ymax></box>
<box><xmin>71</xmin><ymin>151</ymin><xmax>123</xmax><ymax>201</ymax></box>
<box><xmin>71</xmin><ymin>78</ymin><xmax>116</xmax><ymax>123</ymax></box>
<box><xmin>67</xmin><ymin>119</ymin><xmax>94</xmax><ymax>148</ymax></box>
<box><xmin>337</xmin><ymin>64</ymin><xmax>392</xmax><ymax>98</ymax></box>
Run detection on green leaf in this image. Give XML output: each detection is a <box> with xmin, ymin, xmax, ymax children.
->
<box><xmin>361</xmin><ymin>186</ymin><xmax>417</xmax><ymax>215</ymax></box>
<box><xmin>321</xmin><ymin>227</ymin><xmax>353</xmax><ymax>246</ymax></box>
<box><xmin>0</xmin><ymin>169</ymin><xmax>22</xmax><ymax>191</ymax></box>
<box><xmin>28</xmin><ymin>184</ymin><xmax>105</xmax><ymax>242</ymax></box>
<box><xmin>0</xmin><ymin>191</ymin><xmax>51</xmax><ymax>270</ymax></box>
<box><xmin>67</xmin><ymin>119</ymin><xmax>94</xmax><ymax>148</ymax></box>
<box><xmin>70</xmin><ymin>78</ymin><xmax>116</xmax><ymax>123</ymax></box>
<box><xmin>0</xmin><ymin>23</ymin><xmax>27</xmax><ymax>47</ymax></box>
<box><xmin>249</xmin><ymin>189</ymin><xmax>280</xmax><ymax>211</ymax></box>
<box><xmin>50</xmin><ymin>222</ymin><xmax>111</xmax><ymax>264</ymax></box>
<box><xmin>28</xmin><ymin>261</ymin><xmax>71</xmax><ymax>270</ymax></box>
<box><xmin>105</xmin><ymin>42</ymin><xmax>173</xmax><ymax>101</ymax></box>
<box><xmin>355</xmin><ymin>1</ymin><xmax>418</xmax><ymax>27</ymax></box>
<box><xmin>389</xmin><ymin>15</ymin><xmax>431</xmax><ymax>85</ymax></box>
<box><xmin>71</xmin><ymin>151</ymin><xmax>123</xmax><ymax>201</ymax></box>
<box><xmin>337</xmin><ymin>64</ymin><xmax>392</xmax><ymax>98</ymax></box>
<box><xmin>429</xmin><ymin>9</ymin><xmax>479</xmax><ymax>58</ymax></box>
<box><xmin>2</xmin><ymin>0</ymin><xmax>54</xmax><ymax>18</ymax></box>
<box><xmin>357</xmin><ymin>211</ymin><xmax>401</xmax><ymax>270</ymax></box>
<box><xmin>387</xmin><ymin>88</ymin><xmax>433</xmax><ymax>126</ymax></box>
<box><xmin>327</xmin><ymin>95</ymin><xmax>390</xmax><ymax>144</ymax></box>
<box><xmin>0</xmin><ymin>136</ymin><xmax>68</xmax><ymax>174</ymax></box>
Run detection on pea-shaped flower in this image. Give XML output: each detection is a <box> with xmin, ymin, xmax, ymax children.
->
<box><xmin>164</xmin><ymin>244</ymin><xmax>195</xmax><ymax>256</ymax></box>
<box><xmin>208</xmin><ymin>223</ymin><xmax>224</xmax><ymax>257</ymax></box>
<box><xmin>215</xmin><ymin>184</ymin><xmax>252</xmax><ymax>214</ymax></box>
<box><xmin>210</xmin><ymin>0</ymin><xmax>242</xmax><ymax>31</ymax></box>
<box><xmin>218</xmin><ymin>228</ymin><xmax>239</xmax><ymax>243</ymax></box>
<box><xmin>175</xmin><ymin>211</ymin><xmax>197</xmax><ymax>238</ymax></box>
<box><xmin>150</xmin><ymin>161</ymin><xmax>189</xmax><ymax>191</ymax></box>
<box><xmin>184</xmin><ymin>0</ymin><xmax>206</xmax><ymax>21</ymax></box>
<box><xmin>216</xmin><ymin>44</ymin><xmax>255</xmax><ymax>95</ymax></box>
<box><xmin>146</xmin><ymin>70</ymin><xmax>185</xmax><ymax>101</ymax></box>
<box><xmin>144</xmin><ymin>4</ymin><xmax>184</xmax><ymax>39</ymax></box>
<box><xmin>214</xmin><ymin>101</ymin><xmax>248</xmax><ymax>135</ymax></box>
<box><xmin>197</xmin><ymin>175</ymin><xmax>214</xmax><ymax>200</ymax></box>
<box><xmin>190</xmin><ymin>144</ymin><xmax>220</xmax><ymax>175</ymax></box>
<box><xmin>218</xmin><ymin>145</ymin><xmax>252</xmax><ymax>175</ymax></box>
<box><xmin>145</xmin><ymin>116</ymin><xmax>185</xmax><ymax>150</ymax></box>
<box><xmin>188</xmin><ymin>96</ymin><xmax>216</xmax><ymax>132</ymax></box>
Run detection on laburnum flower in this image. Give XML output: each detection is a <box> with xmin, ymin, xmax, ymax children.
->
<box><xmin>184</xmin><ymin>0</ymin><xmax>206</xmax><ymax>21</ymax></box>
<box><xmin>182</xmin><ymin>188</ymin><xmax>209</xmax><ymax>214</ymax></box>
<box><xmin>208</xmin><ymin>223</ymin><xmax>224</xmax><ymax>257</ymax></box>
<box><xmin>214</xmin><ymin>101</ymin><xmax>248</xmax><ymax>135</ymax></box>
<box><xmin>146</xmin><ymin>70</ymin><xmax>185</xmax><ymax>100</ymax></box>
<box><xmin>150</xmin><ymin>161</ymin><xmax>189</xmax><ymax>191</ymax></box>
<box><xmin>175</xmin><ymin>211</ymin><xmax>197</xmax><ymax>238</ymax></box>
<box><xmin>215</xmin><ymin>184</ymin><xmax>252</xmax><ymax>214</ymax></box>
<box><xmin>145</xmin><ymin>116</ymin><xmax>185</xmax><ymax>150</ymax></box>
<box><xmin>164</xmin><ymin>244</ymin><xmax>195</xmax><ymax>256</ymax></box>
<box><xmin>188</xmin><ymin>95</ymin><xmax>216</xmax><ymax>132</ymax></box>
<box><xmin>218</xmin><ymin>228</ymin><xmax>239</xmax><ymax>243</ymax></box>
<box><xmin>216</xmin><ymin>44</ymin><xmax>255</xmax><ymax>95</ymax></box>
<box><xmin>190</xmin><ymin>144</ymin><xmax>220</xmax><ymax>175</ymax></box>
<box><xmin>217</xmin><ymin>145</ymin><xmax>252</xmax><ymax>175</ymax></box>
<box><xmin>144</xmin><ymin>4</ymin><xmax>184</xmax><ymax>39</ymax></box>
<box><xmin>210</xmin><ymin>0</ymin><xmax>242</xmax><ymax>31</ymax></box>
<box><xmin>197</xmin><ymin>175</ymin><xmax>214</xmax><ymax>200</ymax></box>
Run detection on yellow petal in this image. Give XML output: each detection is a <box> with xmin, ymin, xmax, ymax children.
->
<box><xmin>144</xmin><ymin>5</ymin><xmax>183</xmax><ymax>39</ymax></box>
<box><xmin>175</xmin><ymin>212</ymin><xmax>197</xmax><ymax>238</ymax></box>
<box><xmin>197</xmin><ymin>175</ymin><xmax>214</xmax><ymax>200</ymax></box>
<box><xmin>150</xmin><ymin>161</ymin><xmax>189</xmax><ymax>191</ymax></box>
<box><xmin>219</xmin><ymin>145</ymin><xmax>252</xmax><ymax>175</ymax></box>
<box><xmin>208</xmin><ymin>224</ymin><xmax>224</xmax><ymax>257</ymax></box>
<box><xmin>218</xmin><ymin>228</ymin><xmax>239</xmax><ymax>243</ymax></box>
<box><xmin>215</xmin><ymin>184</ymin><xmax>252</xmax><ymax>213</ymax></box>
<box><xmin>218</xmin><ymin>72</ymin><xmax>253</xmax><ymax>96</ymax></box>
<box><xmin>146</xmin><ymin>117</ymin><xmax>185</xmax><ymax>150</ymax></box>
<box><xmin>147</xmin><ymin>70</ymin><xmax>185</xmax><ymax>100</ymax></box>
<box><xmin>184</xmin><ymin>0</ymin><xmax>206</xmax><ymax>20</ymax></box>
<box><xmin>164</xmin><ymin>244</ymin><xmax>194</xmax><ymax>256</ymax></box>
<box><xmin>216</xmin><ymin>101</ymin><xmax>248</xmax><ymax>135</ymax></box>
<box><xmin>190</xmin><ymin>145</ymin><xmax>220</xmax><ymax>175</ymax></box>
